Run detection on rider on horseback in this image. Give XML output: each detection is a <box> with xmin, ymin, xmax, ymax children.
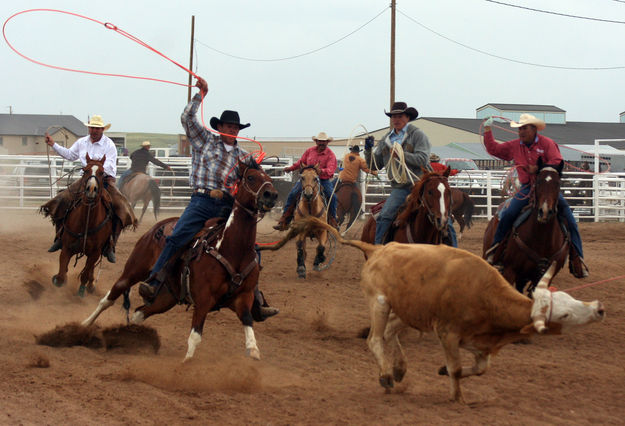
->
<box><xmin>364</xmin><ymin>101</ymin><xmax>457</xmax><ymax>246</ymax></box>
<box><xmin>41</xmin><ymin>115</ymin><xmax>137</xmax><ymax>263</ymax></box>
<box><xmin>337</xmin><ymin>144</ymin><xmax>378</xmax><ymax>184</ymax></box>
<box><xmin>482</xmin><ymin>114</ymin><xmax>589</xmax><ymax>278</ymax></box>
<box><xmin>138</xmin><ymin>76</ymin><xmax>278</xmax><ymax>320</ymax></box>
<box><xmin>273</xmin><ymin>132</ymin><xmax>339</xmax><ymax>231</ymax></box>
<box><xmin>117</xmin><ymin>140</ymin><xmax>172</xmax><ymax>190</ymax></box>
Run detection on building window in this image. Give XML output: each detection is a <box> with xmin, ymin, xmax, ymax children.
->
<box><xmin>22</xmin><ymin>136</ymin><xmax>28</xmax><ymax>146</ymax></box>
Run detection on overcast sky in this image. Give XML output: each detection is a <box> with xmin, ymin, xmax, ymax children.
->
<box><xmin>2</xmin><ymin>0</ymin><xmax>624</xmax><ymax>139</ymax></box>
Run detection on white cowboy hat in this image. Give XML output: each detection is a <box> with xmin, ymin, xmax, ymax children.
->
<box><xmin>84</xmin><ymin>115</ymin><xmax>111</xmax><ymax>130</ymax></box>
<box><xmin>510</xmin><ymin>113</ymin><xmax>546</xmax><ymax>131</ymax></box>
<box><xmin>141</xmin><ymin>140</ymin><xmax>151</xmax><ymax>147</ymax></box>
<box><xmin>312</xmin><ymin>132</ymin><xmax>333</xmax><ymax>142</ymax></box>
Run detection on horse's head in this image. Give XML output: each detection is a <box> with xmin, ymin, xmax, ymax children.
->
<box><xmin>399</xmin><ymin>170</ymin><xmax>452</xmax><ymax>232</ymax></box>
<box><xmin>299</xmin><ymin>166</ymin><xmax>321</xmax><ymax>203</ymax></box>
<box><xmin>81</xmin><ymin>154</ymin><xmax>106</xmax><ymax>201</ymax></box>
<box><xmin>236</xmin><ymin>159</ymin><xmax>278</xmax><ymax>213</ymax></box>
<box><xmin>534</xmin><ymin>159</ymin><xmax>563</xmax><ymax>223</ymax></box>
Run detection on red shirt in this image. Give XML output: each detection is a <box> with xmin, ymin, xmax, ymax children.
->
<box><xmin>430</xmin><ymin>162</ymin><xmax>458</xmax><ymax>176</ymax></box>
<box><xmin>484</xmin><ymin>130</ymin><xmax>562</xmax><ymax>184</ymax></box>
<box><xmin>287</xmin><ymin>146</ymin><xmax>337</xmax><ymax>180</ymax></box>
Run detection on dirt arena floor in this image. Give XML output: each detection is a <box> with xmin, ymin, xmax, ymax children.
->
<box><xmin>0</xmin><ymin>210</ymin><xmax>623</xmax><ymax>425</ymax></box>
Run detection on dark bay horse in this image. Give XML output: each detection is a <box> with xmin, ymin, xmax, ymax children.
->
<box><xmin>120</xmin><ymin>173</ymin><xmax>161</xmax><ymax>223</ymax></box>
<box><xmin>294</xmin><ymin>165</ymin><xmax>329</xmax><ymax>278</ymax></box>
<box><xmin>335</xmin><ymin>181</ymin><xmax>362</xmax><ymax>231</ymax></box>
<box><xmin>450</xmin><ymin>188</ymin><xmax>474</xmax><ymax>240</ymax></box>
<box><xmin>52</xmin><ymin>155</ymin><xmax>113</xmax><ymax>296</ymax></box>
<box><xmin>82</xmin><ymin>160</ymin><xmax>278</xmax><ymax>361</ymax></box>
<box><xmin>361</xmin><ymin>169</ymin><xmax>452</xmax><ymax>248</ymax></box>
<box><xmin>483</xmin><ymin>161</ymin><xmax>569</xmax><ymax>295</ymax></box>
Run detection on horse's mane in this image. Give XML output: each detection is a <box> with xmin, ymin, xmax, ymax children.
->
<box><xmin>394</xmin><ymin>170</ymin><xmax>440</xmax><ymax>227</ymax></box>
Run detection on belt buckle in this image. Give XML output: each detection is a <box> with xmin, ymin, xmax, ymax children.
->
<box><xmin>196</xmin><ymin>188</ymin><xmax>207</xmax><ymax>194</ymax></box>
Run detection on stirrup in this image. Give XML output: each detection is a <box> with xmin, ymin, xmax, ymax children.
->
<box><xmin>485</xmin><ymin>242</ymin><xmax>500</xmax><ymax>264</ymax></box>
<box><xmin>48</xmin><ymin>239</ymin><xmax>62</xmax><ymax>253</ymax></box>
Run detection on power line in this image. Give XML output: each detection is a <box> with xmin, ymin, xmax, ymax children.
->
<box><xmin>484</xmin><ymin>0</ymin><xmax>625</xmax><ymax>24</ymax></box>
<box><xmin>194</xmin><ymin>7</ymin><xmax>388</xmax><ymax>62</ymax></box>
<box><xmin>397</xmin><ymin>8</ymin><xmax>625</xmax><ymax>70</ymax></box>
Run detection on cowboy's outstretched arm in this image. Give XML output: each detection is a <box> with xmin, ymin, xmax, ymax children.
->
<box><xmin>181</xmin><ymin>76</ymin><xmax>211</xmax><ymax>150</ymax></box>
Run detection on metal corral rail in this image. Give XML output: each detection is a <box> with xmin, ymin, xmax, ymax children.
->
<box><xmin>1</xmin><ymin>155</ymin><xmax>623</xmax><ymax>222</ymax></box>
<box><xmin>0</xmin><ymin>154</ymin><xmax>292</xmax><ymax>212</ymax></box>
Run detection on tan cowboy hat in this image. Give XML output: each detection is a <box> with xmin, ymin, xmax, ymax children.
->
<box><xmin>429</xmin><ymin>153</ymin><xmax>440</xmax><ymax>162</ymax></box>
<box><xmin>141</xmin><ymin>141</ymin><xmax>151</xmax><ymax>147</ymax></box>
<box><xmin>84</xmin><ymin>115</ymin><xmax>111</xmax><ymax>130</ymax></box>
<box><xmin>312</xmin><ymin>132</ymin><xmax>333</xmax><ymax>142</ymax></box>
<box><xmin>510</xmin><ymin>113</ymin><xmax>546</xmax><ymax>131</ymax></box>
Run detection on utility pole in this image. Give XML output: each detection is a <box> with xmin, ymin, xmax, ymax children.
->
<box><xmin>187</xmin><ymin>15</ymin><xmax>195</xmax><ymax>103</ymax></box>
<box><xmin>6</xmin><ymin>106</ymin><xmax>12</xmax><ymax>114</ymax></box>
<box><xmin>390</xmin><ymin>0</ymin><xmax>396</xmax><ymax>111</ymax></box>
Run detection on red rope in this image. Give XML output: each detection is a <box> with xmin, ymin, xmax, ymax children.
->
<box><xmin>2</xmin><ymin>8</ymin><xmax>264</xmax><ymax>159</ymax></box>
<box><xmin>564</xmin><ymin>274</ymin><xmax>625</xmax><ymax>293</ymax></box>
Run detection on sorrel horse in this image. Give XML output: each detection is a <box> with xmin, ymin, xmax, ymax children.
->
<box><xmin>52</xmin><ymin>155</ymin><xmax>113</xmax><ymax>296</ymax></box>
<box><xmin>294</xmin><ymin>165</ymin><xmax>329</xmax><ymax>278</ymax></box>
<box><xmin>82</xmin><ymin>160</ymin><xmax>278</xmax><ymax>361</ymax></box>
<box><xmin>361</xmin><ymin>169</ymin><xmax>452</xmax><ymax>248</ymax></box>
<box><xmin>450</xmin><ymin>188</ymin><xmax>474</xmax><ymax>240</ymax></box>
<box><xmin>120</xmin><ymin>172</ymin><xmax>161</xmax><ymax>223</ymax></box>
<box><xmin>483</xmin><ymin>160</ymin><xmax>569</xmax><ymax>295</ymax></box>
<box><xmin>335</xmin><ymin>181</ymin><xmax>362</xmax><ymax>231</ymax></box>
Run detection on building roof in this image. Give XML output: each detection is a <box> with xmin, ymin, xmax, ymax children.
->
<box><xmin>0</xmin><ymin>114</ymin><xmax>87</xmax><ymax>137</ymax></box>
<box><xmin>476</xmin><ymin>103</ymin><xmax>566</xmax><ymax>113</ymax></box>
<box><xmin>422</xmin><ymin>117</ymin><xmax>625</xmax><ymax>147</ymax></box>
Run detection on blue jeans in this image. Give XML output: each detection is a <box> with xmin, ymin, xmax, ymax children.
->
<box><xmin>375</xmin><ymin>186</ymin><xmax>456</xmax><ymax>246</ymax></box>
<box><xmin>149</xmin><ymin>193</ymin><xmax>233</xmax><ymax>279</ymax></box>
<box><xmin>493</xmin><ymin>184</ymin><xmax>583</xmax><ymax>257</ymax></box>
<box><xmin>283</xmin><ymin>178</ymin><xmax>337</xmax><ymax>219</ymax></box>
<box><xmin>117</xmin><ymin>169</ymin><xmax>133</xmax><ymax>190</ymax></box>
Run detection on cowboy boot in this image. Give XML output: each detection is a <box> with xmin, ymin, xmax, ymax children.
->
<box><xmin>251</xmin><ymin>289</ymin><xmax>279</xmax><ymax>322</ymax></box>
<box><xmin>273</xmin><ymin>202</ymin><xmax>296</xmax><ymax>231</ymax></box>
<box><xmin>48</xmin><ymin>225</ymin><xmax>63</xmax><ymax>252</ymax></box>
<box><xmin>104</xmin><ymin>220</ymin><xmax>121</xmax><ymax>263</ymax></box>
<box><xmin>569</xmin><ymin>249</ymin><xmax>589</xmax><ymax>278</ymax></box>
<box><xmin>327</xmin><ymin>215</ymin><xmax>339</xmax><ymax>231</ymax></box>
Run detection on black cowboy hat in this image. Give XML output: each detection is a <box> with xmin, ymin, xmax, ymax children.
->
<box><xmin>350</xmin><ymin>145</ymin><xmax>361</xmax><ymax>153</ymax></box>
<box><xmin>384</xmin><ymin>101</ymin><xmax>419</xmax><ymax>120</ymax></box>
<box><xmin>210</xmin><ymin>110</ymin><xmax>251</xmax><ymax>130</ymax></box>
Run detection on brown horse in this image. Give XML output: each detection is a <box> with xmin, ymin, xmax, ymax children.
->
<box><xmin>335</xmin><ymin>181</ymin><xmax>362</xmax><ymax>231</ymax></box>
<box><xmin>120</xmin><ymin>172</ymin><xmax>161</xmax><ymax>223</ymax></box>
<box><xmin>450</xmin><ymin>188</ymin><xmax>474</xmax><ymax>239</ymax></box>
<box><xmin>82</xmin><ymin>160</ymin><xmax>278</xmax><ymax>361</ymax></box>
<box><xmin>51</xmin><ymin>154</ymin><xmax>113</xmax><ymax>296</ymax></box>
<box><xmin>483</xmin><ymin>161</ymin><xmax>569</xmax><ymax>295</ymax></box>
<box><xmin>294</xmin><ymin>165</ymin><xmax>329</xmax><ymax>278</ymax></box>
<box><xmin>361</xmin><ymin>169</ymin><xmax>452</xmax><ymax>248</ymax></box>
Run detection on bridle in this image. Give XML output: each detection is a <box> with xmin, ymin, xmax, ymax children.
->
<box><xmin>298</xmin><ymin>169</ymin><xmax>324</xmax><ymax>218</ymax></box>
<box><xmin>234</xmin><ymin>167</ymin><xmax>274</xmax><ymax>219</ymax></box>
<box><xmin>417</xmin><ymin>174</ymin><xmax>451</xmax><ymax>229</ymax></box>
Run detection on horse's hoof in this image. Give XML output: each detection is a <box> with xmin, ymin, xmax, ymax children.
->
<box><xmin>379</xmin><ymin>374</ymin><xmax>394</xmax><ymax>389</ymax></box>
<box><xmin>297</xmin><ymin>266</ymin><xmax>306</xmax><ymax>279</ymax></box>
<box><xmin>77</xmin><ymin>286</ymin><xmax>86</xmax><ymax>298</ymax></box>
<box><xmin>246</xmin><ymin>347</ymin><xmax>261</xmax><ymax>360</ymax></box>
<box><xmin>86</xmin><ymin>284</ymin><xmax>95</xmax><ymax>294</ymax></box>
<box><xmin>52</xmin><ymin>275</ymin><xmax>64</xmax><ymax>288</ymax></box>
<box><xmin>438</xmin><ymin>366</ymin><xmax>449</xmax><ymax>376</ymax></box>
<box><xmin>297</xmin><ymin>273</ymin><xmax>306</xmax><ymax>279</ymax></box>
<box><xmin>393</xmin><ymin>366</ymin><xmax>407</xmax><ymax>382</ymax></box>
<box><xmin>313</xmin><ymin>264</ymin><xmax>321</xmax><ymax>271</ymax></box>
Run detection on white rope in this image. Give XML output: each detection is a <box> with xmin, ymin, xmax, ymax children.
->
<box><xmin>386</xmin><ymin>142</ymin><xmax>419</xmax><ymax>186</ymax></box>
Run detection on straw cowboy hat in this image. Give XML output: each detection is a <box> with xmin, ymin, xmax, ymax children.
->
<box><xmin>429</xmin><ymin>153</ymin><xmax>440</xmax><ymax>162</ymax></box>
<box><xmin>141</xmin><ymin>141</ymin><xmax>151</xmax><ymax>147</ymax></box>
<box><xmin>384</xmin><ymin>101</ymin><xmax>419</xmax><ymax>120</ymax></box>
<box><xmin>312</xmin><ymin>132</ymin><xmax>333</xmax><ymax>142</ymax></box>
<box><xmin>510</xmin><ymin>113</ymin><xmax>546</xmax><ymax>131</ymax></box>
<box><xmin>210</xmin><ymin>110</ymin><xmax>250</xmax><ymax>130</ymax></box>
<box><xmin>84</xmin><ymin>115</ymin><xmax>111</xmax><ymax>130</ymax></box>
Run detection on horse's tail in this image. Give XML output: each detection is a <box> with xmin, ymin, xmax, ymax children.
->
<box><xmin>148</xmin><ymin>179</ymin><xmax>161</xmax><ymax>217</ymax></box>
<box><xmin>464</xmin><ymin>193</ymin><xmax>474</xmax><ymax>229</ymax></box>
<box><xmin>122</xmin><ymin>289</ymin><xmax>131</xmax><ymax>312</ymax></box>
<box><xmin>259</xmin><ymin>216</ymin><xmax>380</xmax><ymax>258</ymax></box>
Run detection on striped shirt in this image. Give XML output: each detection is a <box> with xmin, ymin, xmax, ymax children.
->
<box><xmin>180</xmin><ymin>93</ymin><xmax>249</xmax><ymax>193</ymax></box>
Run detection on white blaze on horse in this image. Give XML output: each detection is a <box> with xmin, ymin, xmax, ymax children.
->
<box><xmin>286</xmin><ymin>217</ymin><xmax>605</xmax><ymax>403</ymax></box>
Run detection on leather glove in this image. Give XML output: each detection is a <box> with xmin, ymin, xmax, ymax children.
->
<box><xmin>483</xmin><ymin>116</ymin><xmax>494</xmax><ymax>128</ymax></box>
<box><xmin>364</xmin><ymin>136</ymin><xmax>375</xmax><ymax>150</ymax></box>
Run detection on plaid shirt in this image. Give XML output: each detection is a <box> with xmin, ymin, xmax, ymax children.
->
<box><xmin>181</xmin><ymin>93</ymin><xmax>249</xmax><ymax>193</ymax></box>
